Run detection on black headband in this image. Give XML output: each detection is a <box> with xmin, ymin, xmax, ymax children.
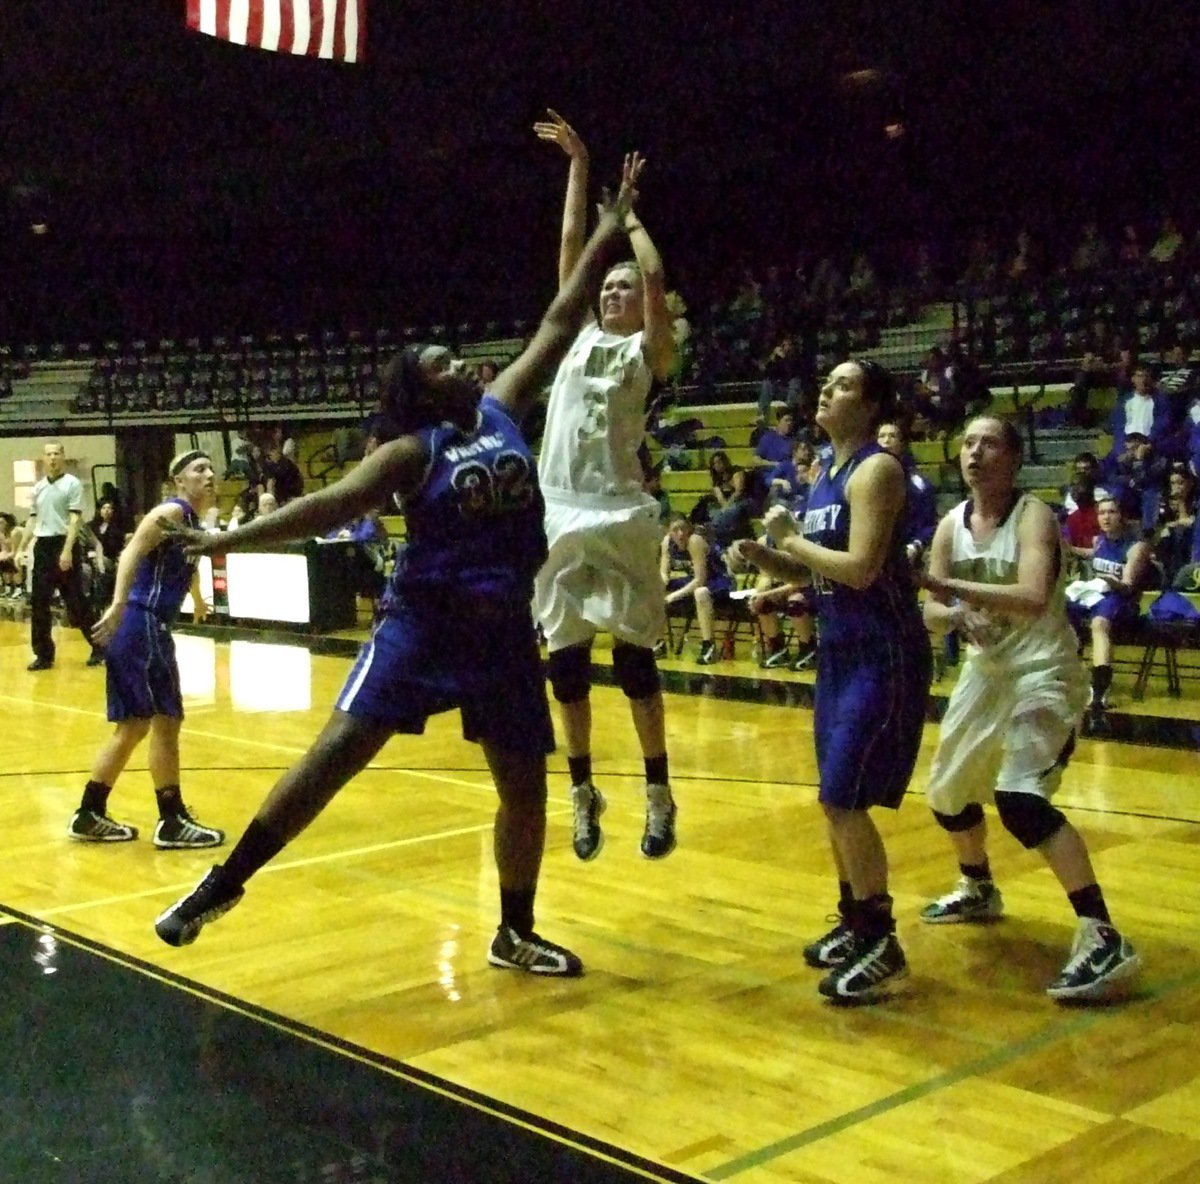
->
<box><xmin>170</xmin><ymin>449</ymin><xmax>210</xmax><ymax>477</ymax></box>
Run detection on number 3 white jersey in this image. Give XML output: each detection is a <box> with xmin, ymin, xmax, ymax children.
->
<box><xmin>947</xmin><ymin>493</ymin><xmax>1080</xmax><ymax>672</ymax></box>
<box><xmin>538</xmin><ymin>320</ymin><xmax>653</xmax><ymax>507</ymax></box>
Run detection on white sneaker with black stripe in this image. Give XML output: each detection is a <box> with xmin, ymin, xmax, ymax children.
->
<box><xmin>68</xmin><ymin>809</ymin><xmax>138</xmax><ymax>843</ymax></box>
<box><xmin>487</xmin><ymin>926</ymin><xmax>583</xmax><ymax>977</ymax></box>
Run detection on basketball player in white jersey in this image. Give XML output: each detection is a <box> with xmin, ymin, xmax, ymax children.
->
<box><xmin>531</xmin><ymin>112</ymin><xmax>678</xmax><ymax>862</ymax></box>
<box><xmin>919</xmin><ymin>416</ymin><xmax>1140</xmax><ymax>1000</ymax></box>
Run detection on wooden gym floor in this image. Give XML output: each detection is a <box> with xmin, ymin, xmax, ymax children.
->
<box><xmin>0</xmin><ymin>617</ymin><xmax>1197</xmax><ymax>1183</ymax></box>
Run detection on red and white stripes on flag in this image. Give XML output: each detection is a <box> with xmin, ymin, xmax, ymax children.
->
<box><xmin>186</xmin><ymin>1</ymin><xmax>365</xmax><ymax>63</ymax></box>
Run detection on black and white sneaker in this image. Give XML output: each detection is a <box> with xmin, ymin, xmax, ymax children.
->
<box><xmin>696</xmin><ymin>640</ymin><xmax>718</xmax><ymax>665</ymax></box>
<box><xmin>153</xmin><ymin>810</ymin><xmax>225</xmax><ymax>850</ymax></box>
<box><xmin>802</xmin><ymin>915</ymin><xmax>855</xmax><ymax>968</ymax></box>
<box><xmin>641</xmin><ymin>783</ymin><xmax>677</xmax><ymax>859</ymax></box>
<box><xmin>1046</xmin><ymin>918</ymin><xmax>1140</xmax><ymax>1000</ymax></box>
<box><xmin>920</xmin><ymin>877</ymin><xmax>1004</xmax><ymax>924</ymax></box>
<box><xmin>791</xmin><ymin>646</ymin><xmax>817</xmax><ymax>671</ymax></box>
<box><xmin>154</xmin><ymin>866</ymin><xmax>245</xmax><ymax>947</ymax></box>
<box><xmin>570</xmin><ymin>782</ymin><xmax>605</xmax><ymax>861</ymax></box>
<box><xmin>818</xmin><ymin>932</ymin><xmax>909</xmax><ymax>1004</ymax></box>
<box><xmin>487</xmin><ymin>926</ymin><xmax>583</xmax><ymax>977</ymax></box>
<box><xmin>762</xmin><ymin>645</ymin><xmax>791</xmax><ymax>669</ymax></box>
<box><xmin>652</xmin><ymin>639</ymin><xmax>668</xmax><ymax>659</ymax></box>
<box><xmin>68</xmin><ymin>809</ymin><xmax>138</xmax><ymax>843</ymax></box>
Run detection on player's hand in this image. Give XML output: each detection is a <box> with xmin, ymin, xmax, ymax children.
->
<box><xmin>193</xmin><ymin>597</ymin><xmax>212</xmax><ymax>624</ymax></box>
<box><xmin>159</xmin><ymin>518</ymin><xmax>226</xmax><ymax>557</ymax></box>
<box><xmin>725</xmin><ymin>538</ymin><xmax>757</xmax><ymax>574</ymax></box>
<box><xmin>955</xmin><ymin>605</ymin><xmax>1003</xmax><ymax>648</ymax></box>
<box><xmin>615</xmin><ymin>151</ymin><xmax>645</xmax><ymax>222</ymax></box>
<box><xmin>533</xmin><ymin>109</ymin><xmax>587</xmax><ymax>160</ymax></box>
<box><xmin>91</xmin><ymin>602</ymin><xmax>125</xmax><ymax>647</ymax></box>
<box><xmin>1099</xmin><ymin>573</ymin><xmax>1124</xmax><ymax>592</ymax></box>
<box><xmin>763</xmin><ymin>505</ymin><xmax>799</xmax><ymax>544</ymax></box>
<box><xmin>58</xmin><ymin>550</ymin><xmax>73</xmax><ymax>572</ymax></box>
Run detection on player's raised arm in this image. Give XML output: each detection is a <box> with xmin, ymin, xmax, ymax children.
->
<box><xmin>534</xmin><ymin>109</ymin><xmax>590</xmax><ymax>291</ymax></box>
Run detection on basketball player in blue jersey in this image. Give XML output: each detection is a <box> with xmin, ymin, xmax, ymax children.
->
<box><xmin>153</xmin><ymin>195</ymin><xmax>633</xmax><ymax>976</ymax></box>
<box><xmin>69</xmin><ymin>451</ymin><xmax>224</xmax><ymax>848</ymax></box>
<box><xmin>1066</xmin><ymin>495</ymin><xmax>1151</xmax><ymax>721</ymax></box>
<box><xmin>733</xmin><ymin>360</ymin><xmax>931</xmax><ymax>1004</ymax></box>
<box><xmin>918</xmin><ymin>417</ymin><xmax>1140</xmax><ymax>1000</ymax></box>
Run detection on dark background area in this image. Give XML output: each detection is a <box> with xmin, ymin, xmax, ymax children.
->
<box><xmin>1</xmin><ymin>0</ymin><xmax>1198</xmax><ymax>343</ymax></box>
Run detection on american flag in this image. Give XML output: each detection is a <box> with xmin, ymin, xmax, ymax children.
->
<box><xmin>186</xmin><ymin>1</ymin><xmax>365</xmax><ymax>63</ymax></box>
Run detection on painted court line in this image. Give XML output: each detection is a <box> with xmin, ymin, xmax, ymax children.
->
<box><xmin>706</xmin><ymin>965</ymin><xmax>1200</xmax><ymax>1179</ymax></box>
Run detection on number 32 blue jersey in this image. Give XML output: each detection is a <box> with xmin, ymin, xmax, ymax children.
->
<box><xmin>390</xmin><ymin>395</ymin><xmax>547</xmax><ymax>608</ymax></box>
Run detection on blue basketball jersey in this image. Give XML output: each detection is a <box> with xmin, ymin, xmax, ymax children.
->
<box><xmin>802</xmin><ymin>442</ymin><xmax>923</xmax><ymax>644</ymax></box>
<box><xmin>1092</xmin><ymin>533</ymin><xmax>1132</xmax><ymax>579</ymax></box>
<box><xmin>128</xmin><ymin>498</ymin><xmax>201</xmax><ymax>621</ymax></box>
<box><xmin>389</xmin><ymin>395</ymin><xmax>547</xmax><ymax>608</ymax></box>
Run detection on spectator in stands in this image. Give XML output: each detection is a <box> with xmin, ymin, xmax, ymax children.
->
<box><xmin>89</xmin><ymin>498</ymin><xmax>125</xmax><ymax>610</ymax></box>
<box><xmin>1105</xmin><ymin>366</ymin><xmax>1172</xmax><ymax>473</ymax></box>
<box><xmin>257</xmin><ymin>491</ymin><xmax>279</xmax><ymax>517</ymax></box>
<box><xmin>1062</xmin><ymin>479</ymin><xmax>1101</xmax><ymax>567</ymax></box>
<box><xmin>658</xmin><ymin>517</ymin><xmax>731</xmax><ymax>665</ymax></box>
<box><xmin>910</xmin><ymin>346</ymin><xmax>963</xmax><ymax>433</ymax></box>
<box><xmin>643</xmin><ymin>466</ymin><xmax>672</xmax><ymax>529</ymax></box>
<box><xmin>1148</xmin><ymin>216</ymin><xmax>1184</xmax><ymax>265</ymax></box>
<box><xmin>1061</xmin><ymin>452</ymin><xmax>1108</xmax><ymax>515</ymax></box>
<box><xmin>1157</xmin><ymin>343</ymin><xmax>1199</xmax><ymax>427</ymax></box>
<box><xmin>1153</xmin><ymin>464</ymin><xmax>1197</xmax><ymax>588</ymax></box>
<box><xmin>262</xmin><ymin>440</ymin><xmax>303</xmax><ymax>504</ymax></box>
<box><xmin>755</xmin><ymin>408</ymin><xmax>798</xmax><ymax>464</ymax></box>
<box><xmin>1067</xmin><ymin>342</ymin><xmax>1135</xmax><ymax>428</ymax></box>
<box><xmin>758</xmin><ymin>336</ymin><xmax>804</xmax><ymax>424</ymax></box>
<box><xmin>0</xmin><ymin>513</ymin><xmax>20</xmax><ymax>599</ymax></box>
<box><xmin>765</xmin><ymin>438</ymin><xmax>815</xmax><ymax>512</ymax></box>
<box><xmin>846</xmin><ymin>253</ymin><xmax>878</xmax><ymax>299</ymax></box>
<box><xmin>1066</xmin><ymin>496</ymin><xmax>1152</xmax><ymax>720</ymax></box>
<box><xmin>1109</xmin><ymin>432</ymin><xmax>1167</xmax><ymax>529</ymax></box>
<box><xmin>1070</xmin><ymin>221</ymin><xmax>1111</xmax><ymax>274</ymax></box>
<box><xmin>1006</xmin><ymin>228</ymin><xmax>1039</xmax><ymax>282</ymax></box>
<box><xmin>1118</xmin><ymin>224</ymin><xmax>1142</xmax><ymax>265</ymax></box>
<box><xmin>693</xmin><ymin>450</ymin><xmax>744</xmax><ymax>523</ymax></box>
<box><xmin>876</xmin><ymin>420</ymin><xmax>937</xmax><ymax>565</ymax></box>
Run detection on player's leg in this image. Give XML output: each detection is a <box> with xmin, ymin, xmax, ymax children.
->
<box><xmin>70</xmin><ymin>718</ymin><xmax>151</xmax><ymax>841</ymax></box>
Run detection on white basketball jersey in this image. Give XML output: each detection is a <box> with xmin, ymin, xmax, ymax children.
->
<box><xmin>947</xmin><ymin>494</ymin><xmax>1079</xmax><ymax>669</ymax></box>
<box><xmin>538</xmin><ymin>320</ymin><xmax>653</xmax><ymax>503</ymax></box>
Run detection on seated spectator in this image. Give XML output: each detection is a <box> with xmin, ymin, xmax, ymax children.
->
<box><xmin>1118</xmin><ymin>224</ymin><xmax>1142</xmax><ymax>265</ymax></box>
<box><xmin>1005</xmin><ymin>228</ymin><xmax>1039</xmax><ymax>282</ymax></box>
<box><xmin>1062</xmin><ymin>479</ymin><xmax>1100</xmax><ymax>569</ymax></box>
<box><xmin>257</xmin><ymin>491</ymin><xmax>279</xmax><ymax>517</ymax></box>
<box><xmin>749</xmin><ymin>575</ymin><xmax>816</xmax><ymax>670</ymax></box>
<box><xmin>1154</xmin><ymin>464</ymin><xmax>1197</xmax><ymax>589</ymax></box>
<box><xmin>1157</xmin><ymin>343</ymin><xmax>1200</xmax><ymax>432</ymax></box>
<box><xmin>659</xmin><ymin>517</ymin><xmax>732</xmax><ymax>666</ymax></box>
<box><xmin>765</xmin><ymin>438</ymin><xmax>815</xmax><ymax>513</ymax></box>
<box><xmin>876</xmin><ymin>420</ymin><xmax>936</xmax><ymax>564</ymax></box>
<box><xmin>1109</xmin><ymin>432</ymin><xmax>1167</xmax><ymax>530</ymax></box>
<box><xmin>1066</xmin><ymin>342</ymin><xmax>1136</xmax><ymax>428</ymax></box>
<box><xmin>0</xmin><ymin>512</ymin><xmax>21</xmax><ymax>599</ymax></box>
<box><xmin>757</xmin><ymin>337</ymin><xmax>804</xmax><ymax>425</ymax></box>
<box><xmin>910</xmin><ymin>346</ymin><xmax>965</xmax><ymax>433</ymax></box>
<box><xmin>1070</xmin><ymin>221</ymin><xmax>1111</xmax><ymax>274</ymax></box>
<box><xmin>261</xmin><ymin>441</ymin><xmax>304</xmax><ymax>504</ymax></box>
<box><xmin>1065</xmin><ymin>496</ymin><xmax>1152</xmax><ymax>718</ymax></box>
<box><xmin>1061</xmin><ymin>452</ymin><xmax>1108</xmax><ymax>514</ymax></box>
<box><xmin>755</xmin><ymin>408</ymin><xmax>798</xmax><ymax>464</ymax></box>
<box><xmin>691</xmin><ymin>450</ymin><xmax>745</xmax><ymax>525</ymax></box>
<box><xmin>643</xmin><ymin>466</ymin><xmax>672</xmax><ymax>529</ymax></box>
<box><xmin>1104</xmin><ymin>366</ymin><xmax>1172</xmax><ymax>479</ymax></box>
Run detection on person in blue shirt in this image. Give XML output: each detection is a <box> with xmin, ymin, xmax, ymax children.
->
<box><xmin>755</xmin><ymin>408</ymin><xmax>798</xmax><ymax>465</ymax></box>
<box><xmin>1066</xmin><ymin>495</ymin><xmax>1152</xmax><ymax>718</ymax></box>
<box><xmin>732</xmin><ymin>359</ymin><xmax>931</xmax><ymax>1004</ymax></box>
<box><xmin>71</xmin><ymin>451</ymin><xmax>223</xmax><ymax>848</ymax></box>
<box><xmin>876</xmin><ymin>420</ymin><xmax>937</xmax><ymax>564</ymax></box>
<box><xmin>153</xmin><ymin>192</ymin><xmax>632</xmax><ymax>977</ymax></box>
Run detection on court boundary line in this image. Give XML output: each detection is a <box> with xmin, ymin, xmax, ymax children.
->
<box><xmin>0</xmin><ymin>904</ymin><xmax>707</xmax><ymax>1184</ymax></box>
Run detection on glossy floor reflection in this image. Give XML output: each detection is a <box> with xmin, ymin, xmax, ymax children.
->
<box><xmin>0</xmin><ymin>916</ymin><xmax>695</xmax><ymax>1184</ymax></box>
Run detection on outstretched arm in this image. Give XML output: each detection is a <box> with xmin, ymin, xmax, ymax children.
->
<box><xmin>617</xmin><ymin>152</ymin><xmax>675</xmax><ymax>381</ymax></box>
<box><xmin>490</xmin><ymin>188</ymin><xmax>629</xmax><ymax>423</ymax></box>
<box><xmin>534</xmin><ymin>109</ymin><xmax>590</xmax><ymax>291</ymax></box>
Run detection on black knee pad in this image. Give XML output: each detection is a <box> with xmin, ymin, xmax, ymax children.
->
<box><xmin>994</xmin><ymin>791</ymin><xmax>1066</xmax><ymax>850</ymax></box>
<box><xmin>932</xmin><ymin>802</ymin><xmax>984</xmax><ymax>833</ymax></box>
<box><xmin>547</xmin><ymin>644</ymin><xmax>592</xmax><ymax>704</ymax></box>
<box><xmin>612</xmin><ymin>642</ymin><xmax>661</xmax><ymax>700</ymax></box>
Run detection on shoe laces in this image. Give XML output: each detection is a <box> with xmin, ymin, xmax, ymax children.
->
<box><xmin>644</xmin><ymin>784</ymin><xmax>674</xmax><ymax>837</ymax></box>
<box><xmin>571</xmin><ymin>784</ymin><xmax>597</xmax><ymax>842</ymax></box>
<box><xmin>1060</xmin><ymin>917</ymin><xmax>1109</xmax><ymax>973</ymax></box>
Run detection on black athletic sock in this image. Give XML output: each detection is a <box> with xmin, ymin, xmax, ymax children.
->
<box><xmin>961</xmin><ymin>861</ymin><xmax>992</xmax><ymax>884</ymax></box>
<box><xmin>219</xmin><ymin>819</ymin><xmax>287</xmax><ymax>889</ymax></box>
<box><xmin>567</xmin><ymin>754</ymin><xmax>592</xmax><ymax>787</ymax></box>
<box><xmin>644</xmin><ymin>754</ymin><xmax>669</xmax><ymax>787</ymax></box>
<box><xmin>858</xmin><ymin>894</ymin><xmax>896</xmax><ymax>939</ymax></box>
<box><xmin>838</xmin><ymin>880</ymin><xmax>854</xmax><ymax>915</ymax></box>
<box><xmin>1068</xmin><ymin>884</ymin><xmax>1111</xmax><ymax>925</ymax></box>
<box><xmin>81</xmin><ymin>780</ymin><xmax>112</xmax><ymax>815</ymax></box>
<box><xmin>1091</xmin><ymin>664</ymin><xmax>1113</xmax><ymax>705</ymax></box>
<box><xmin>500</xmin><ymin>888</ymin><xmax>536</xmax><ymax>938</ymax></box>
<box><xmin>154</xmin><ymin>785</ymin><xmax>184</xmax><ymax>819</ymax></box>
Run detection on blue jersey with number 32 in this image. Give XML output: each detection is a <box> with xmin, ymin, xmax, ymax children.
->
<box><xmin>390</xmin><ymin>395</ymin><xmax>547</xmax><ymax>606</ymax></box>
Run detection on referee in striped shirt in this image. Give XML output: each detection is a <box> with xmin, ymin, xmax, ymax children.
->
<box><xmin>20</xmin><ymin>442</ymin><xmax>104</xmax><ymax>670</ymax></box>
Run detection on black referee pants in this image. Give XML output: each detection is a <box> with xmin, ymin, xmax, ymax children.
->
<box><xmin>31</xmin><ymin>535</ymin><xmax>97</xmax><ymax>662</ymax></box>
